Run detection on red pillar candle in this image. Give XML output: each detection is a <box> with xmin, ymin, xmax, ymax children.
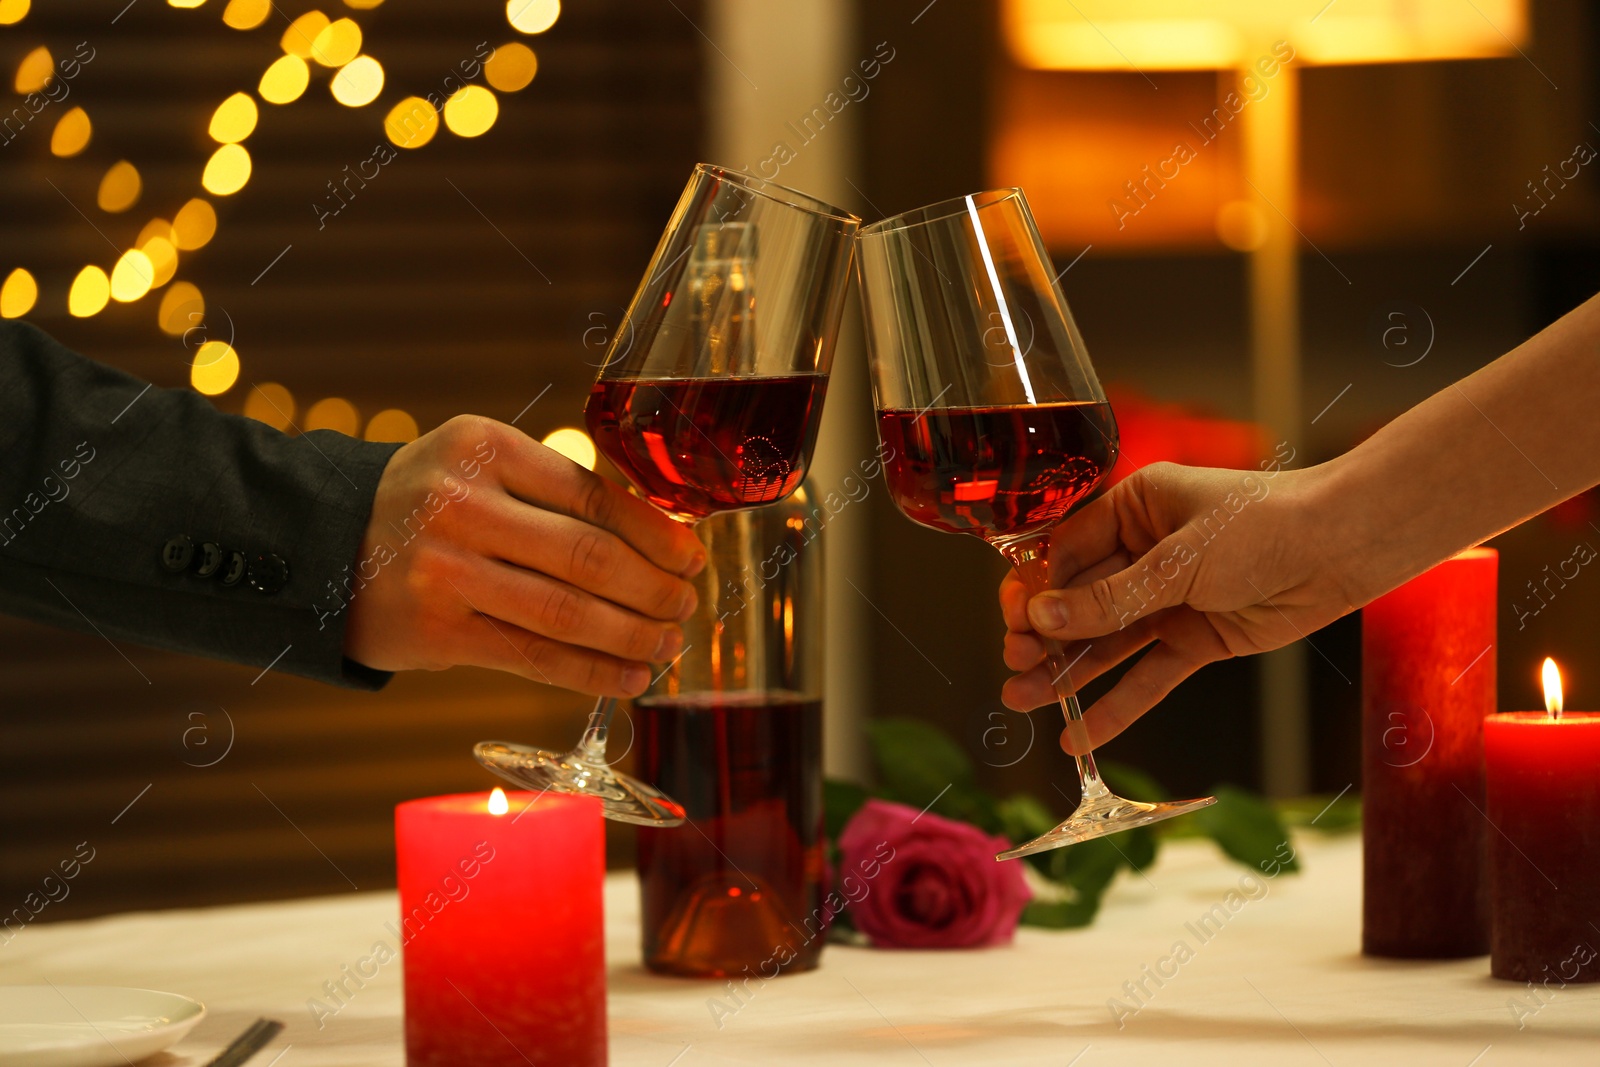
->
<box><xmin>396</xmin><ymin>790</ymin><xmax>605</xmax><ymax>1067</ymax></box>
<box><xmin>1361</xmin><ymin>547</ymin><xmax>1496</xmax><ymax>958</ymax></box>
<box><xmin>1485</xmin><ymin>660</ymin><xmax>1600</xmax><ymax>982</ymax></box>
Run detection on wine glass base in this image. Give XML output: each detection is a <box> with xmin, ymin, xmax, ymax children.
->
<box><xmin>474</xmin><ymin>741</ymin><xmax>687</xmax><ymax>827</ymax></box>
<box><xmin>995</xmin><ymin>792</ymin><xmax>1216</xmax><ymax>861</ymax></box>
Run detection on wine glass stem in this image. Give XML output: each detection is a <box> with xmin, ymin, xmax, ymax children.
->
<box><xmin>1042</xmin><ymin>641</ymin><xmax>1109</xmax><ymax>801</ymax></box>
<box><xmin>1000</xmin><ymin>536</ymin><xmax>1109</xmax><ymax>802</ymax></box>
<box><xmin>577</xmin><ymin>697</ymin><xmax>616</xmax><ymax>763</ymax></box>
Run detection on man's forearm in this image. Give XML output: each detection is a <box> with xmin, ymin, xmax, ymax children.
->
<box><xmin>1316</xmin><ymin>290</ymin><xmax>1600</xmax><ymax>605</ymax></box>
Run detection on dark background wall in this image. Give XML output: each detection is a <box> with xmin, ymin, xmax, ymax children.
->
<box><xmin>0</xmin><ymin>0</ymin><xmax>702</xmax><ymax>917</ymax></box>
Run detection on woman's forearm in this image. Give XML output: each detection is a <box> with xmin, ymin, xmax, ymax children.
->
<box><xmin>1316</xmin><ymin>290</ymin><xmax>1600</xmax><ymax>605</ymax></box>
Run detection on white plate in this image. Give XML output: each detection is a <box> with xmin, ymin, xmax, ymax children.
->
<box><xmin>0</xmin><ymin>986</ymin><xmax>205</xmax><ymax>1067</ymax></box>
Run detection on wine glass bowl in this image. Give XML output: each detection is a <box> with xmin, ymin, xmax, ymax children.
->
<box><xmin>475</xmin><ymin>165</ymin><xmax>860</xmax><ymax>825</ymax></box>
<box><xmin>858</xmin><ymin>188</ymin><xmax>1215</xmax><ymax>859</ymax></box>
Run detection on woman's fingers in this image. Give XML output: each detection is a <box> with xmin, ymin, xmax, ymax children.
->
<box><xmin>1001</xmin><ymin>618</ymin><xmax>1161</xmax><ymax>709</ymax></box>
<box><xmin>1025</xmin><ymin>534</ymin><xmax>1196</xmax><ymax>642</ymax></box>
<box><xmin>1005</xmin><ymin>609</ymin><xmax>1232</xmax><ymax>751</ymax></box>
<box><xmin>1058</xmin><ymin>641</ymin><xmax>1211</xmax><ymax>753</ymax></box>
<box><xmin>1002</xmin><ymin>551</ymin><xmax>1132</xmax><ymax>651</ymax></box>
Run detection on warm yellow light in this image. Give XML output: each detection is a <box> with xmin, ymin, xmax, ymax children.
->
<box><xmin>485</xmin><ymin>42</ymin><xmax>538</xmax><ymax>92</ymax></box>
<box><xmin>110</xmin><ymin>250</ymin><xmax>154</xmax><ymax>302</ymax></box>
<box><xmin>222</xmin><ymin>0</ymin><xmax>270</xmax><ymax>29</ymax></box>
<box><xmin>344</xmin><ymin>0</ymin><xmax>383</xmax><ymax>8</ymax></box>
<box><xmin>50</xmin><ymin>107</ymin><xmax>91</xmax><ymax>157</ymax></box>
<box><xmin>1002</xmin><ymin>0</ymin><xmax>1529</xmax><ymax>71</ymax></box>
<box><xmin>68</xmin><ymin>266</ymin><xmax>110</xmax><ymax>318</ymax></box>
<box><xmin>14</xmin><ymin>45</ymin><xmax>51</xmax><ymax>93</ymax></box>
<box><xmin>244</xmin><ymin>382</ymin><xmax>296</xmax><ymax>429</ymax></box>
<box><xmin>507</xmin><ymin>0</ymin><xmax>559</xmax><ymax>35</ymax></box>
<box><xmin>281</xmin><ymin>10</ymin><xmax>331</xmax><ymax>58</ymax></box>
<box><xmin>1543</xmin><ymin>657</ymin><xmax>1563</xmax><ymax>720</ymax></box>
<box><xmin>383</xmin><ymin>96</ymin><xmax>438</xmax><ymax>149</ymax></box>
<box><xmin>488</xmin><ymin>787</ymin><xmax>509</xmax><ymax>816</ymax></box>
<box><xmin>208</xmin><ymin>92</ymin><xmax>259</xmax><ymax>143</ymax></box>
<box><xmin>97</xmin><ymin>161</ymin><xmax>142</xmax><ymax>213</ymax></box>
<box><xmin>141</xmin><ymin>237</ymin><xmax>179</xmax><ymax>289</ymax></box>
<box><xmin>192</xmin><ymin>341</ymin><xmax>240</xmax><ymax>396</ymax></box>
<box><xmin>443</xmin><ymin>85</ymin><xmax>498</xmax><ymax>138</ymax></box>
<box><xmin>311</xmin><ymin>17</ymin><xmax>362</xmax><ymax>66</ymax></box>
<box><xmin>136</xmin><ymin>218</ymin><xmax>174</xmax><ymax>246</ymax></box>
<box><xmin>259</xmin><ymin>53</ymin><xmax>310</xmax><ymax>104</ymax></box>
<box><xmin>202</xmin><ymin>143</ymin><xmax>252</xmax><ymax>196</ymax></box>
<box><xmin>168</xmin><ymin>0</ymin><xmax>207</xmax><ymax>7</ymax></box>
<box><xmin>364</xmin><ymin>409</ymin><xmax>420</xmax><ymax>442</ymax></box>
<box><xmin>0</xmin><ymin>0</ymin><xmax>30</xmax><ymax>27</ymax></box>
<box><xmin>1216</xmin><ymin>200</ymin><xmax>1267</xmax><ymax>252</ymax></box>
<box><xmin>172</xmin><ymin>199</ymin><xmax>218</xmax><ymax>250</ymax></box>
<box><xmin>330</xmin><ymin>55</ymin><xmax>384</xmax><ymax>106</ymax></box>
<box><xmin>542</xmin><ymin>427</ymin><xmax>596</xmax><ymax>470</ymax></box>
<box><xmin>0</xmin><ymin>268</ymin><xmax>37</xmax><ymax>318</ymax></box>
<box><xmin>158</xmin><ymin>282</ymin><xmax>204</xmax><ymax>335</ymax></box>
<box><xmin>305</xmin><ymin>397</ymin><xmax>359</xmax><ymax>436</ymax></box>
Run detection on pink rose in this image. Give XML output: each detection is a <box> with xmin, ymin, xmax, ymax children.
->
<box><xmin>837</xmin><ymin>799</ymin><xmax>1031</xmax><ymax>949</ymax></box>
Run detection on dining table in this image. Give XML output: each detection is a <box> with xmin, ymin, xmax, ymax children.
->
<box><xmin>6</xmin><ymin>831</ymin><xmax>1596</xmax><ymax>1065</ymax></box>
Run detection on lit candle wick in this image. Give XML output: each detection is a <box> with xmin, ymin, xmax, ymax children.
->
<box><xmin>1542</xmin><ymin>657</ymin><xmax>1563</xmax><ymax>723</ymax></box>
<box><xmin>488</xmin><ymin>786</ymin><xmax>509</xmax><ymax>816</ymax></box>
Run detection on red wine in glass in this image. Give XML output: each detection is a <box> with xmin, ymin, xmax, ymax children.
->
<box><xmin>586</xmin><ymin>374</ymin><xmax>829</xmax><ymax>522</ymax></box>
<box><xmin>876</xmin><ymin>399</ymin><xmax>1118</xmax><ymax>542</ymax></box>
<box><xmin>634</xmin><ymin>690</ymin><xmax>825</xmax><ymax>977</ymax></box>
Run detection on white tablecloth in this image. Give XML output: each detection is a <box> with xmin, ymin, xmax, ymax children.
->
<box><xmin>5</xmin><ymin>834</ymin><xmax>1595</xmax><ymax>1065</ymax></box>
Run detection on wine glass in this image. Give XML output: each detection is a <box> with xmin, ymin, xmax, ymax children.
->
<box><xmin>476</xmin><ymin>164</ymin><xmax>860</xmax><ymax>826</ymax></box>
<box><xmin>857</xmin><ymin>188</ymin><xmax>1215</xmax><ymax>860</ymax></box>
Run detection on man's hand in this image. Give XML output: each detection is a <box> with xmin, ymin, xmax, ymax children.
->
<box><xmin>343</xmin><ymin>415</ymin><xmax>704</xmax><ymax>697</ymax></box>
<box><xmin>999</xmin><ymin>460</ymin><xmax>1356</xmax><ymax>754</ymax></box>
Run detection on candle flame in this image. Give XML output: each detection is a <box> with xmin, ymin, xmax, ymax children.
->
<box><xmin>488</xmin><ymin>786</ymin><xmax>509</xmax><ymax>816</ymax></box>
<box><xmin>1543</xmin><ymin>657</ymin><xmax>1563</xmax><ymax>721</ymax></box>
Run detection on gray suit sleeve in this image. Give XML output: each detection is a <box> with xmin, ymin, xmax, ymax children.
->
<box><xmin>0</xmin><ymin>320</ymin><xmax>403</xmax><ymax>689</ymax></box>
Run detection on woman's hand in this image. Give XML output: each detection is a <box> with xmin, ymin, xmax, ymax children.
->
<box><xmin>999</xmin><ymin>458</ymin><xmax>1357</xmax><ymax>753</ymax></box>
<box><xmin>343</xmin><ymin>415</ymin><xmax>705</xmax><ymax>697</ymax></box>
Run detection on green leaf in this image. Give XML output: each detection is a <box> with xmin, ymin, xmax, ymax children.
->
<box><xmin>933</xmin><ymin>783</ymin><xmax>1003</xmax><ymax>836</ymax></box>
<box><xmin>1019</xmin><ymin>836</ymin><xmax>1128</xmax><ymax>929</ymax></box>
<box><xmin>864</xmin><ymin>717</ymin><xmax>974</xmax><ymax>809</ymax></box>
<box><xmin>1042</xmin><ymin>834</ymin><xmax>1124</xmax><ymax>899</ymax></box>
<box><xmin>1021</xmin><ymin>896</ymin><xmax>1103</xmax><ymax>928</ymax></box>
<box><xmin>1119</xmin><ymin>825</ymin><xmax>1159</xmax><ymax>873</ymax></box>
<box><xmin>1275</xmin><ymin>793</ymin><xmax>1362</xmax><ymax>834</ymax></box>
<box><xmin>997</xmin><ymin>793</ymin><xmax>1058</xmax><ymax>846</ymax></box>
<box><xmin>1193</xmin><ymin>785</ymin><xmax>1299</xmax><ymax>874</ymax></box>
<box><xmin>824</xmin><ymin>778</ymin><xmax>870</xmax><ymax>842</ymax></box>
<box><xmin>1098</xmin><ymin>761</ymin><xmax>1168</xmax><ymax>803</ymax></box>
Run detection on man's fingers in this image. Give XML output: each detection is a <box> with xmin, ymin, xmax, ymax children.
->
<box><xmin>1059</xmin><ymin>642</ymin><xmax>1209</xmax><ymax>754</ymax></box>
<box><xmin>494</xmin><ymin>430</ymin><xmax>705</xmax><ymax>578</ymax></box>
<box><xmin>1026</xmin><ymin>536</ymin><xmax>1193</xmax><ymax>641</ymax></box>
<box><xmin>472</xmin><ymin>495</ymin><xmax>697</xmax><ymax>622</ymax></box>
<box><xmin>460</xmin><ymin>557</ymin><xmax>684</xmax><ymax>665</ymax></box>
<box><xmin>451</xmin><ymin>613</ymin><xmax>653</xmax><ymax>698</ymax></box>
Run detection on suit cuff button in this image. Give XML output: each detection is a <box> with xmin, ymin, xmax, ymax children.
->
<box><xmin>161</xmin><ymin>535</ymin><xmax>194</xmax><ymax>573</ymax></box>
<box><xmin>219</xmin><ymin>549</ymin><xmax>248</xmax><ymax>587</ymax></box>
<box><xmin>247</xmin><ymin>553</ymin><xmax>290</xmax><ymax>595</ymax></box>
<box><xmin>193</xmin><ymin>541</ymin><xmax>225</xmax><ymax>579</ymax></box>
